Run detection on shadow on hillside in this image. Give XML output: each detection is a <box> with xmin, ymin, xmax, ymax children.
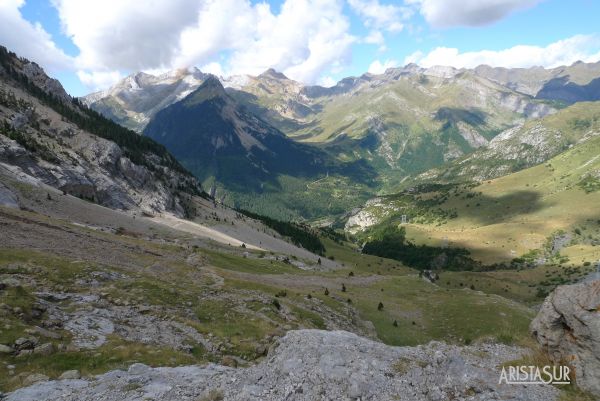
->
<box><xmin>451</xmin><ymin>189</ymin><xmax>550</xmax><ymax>225</ymax></box>
<box><xmin>536</xmin><ymin>75</ymin><xmax>600</xmax><ymax>104</ymax></box>
<box><xmin>434</xmin><ymin>107</ymin><xmax>487</xmax><ymax>128</ymax></box>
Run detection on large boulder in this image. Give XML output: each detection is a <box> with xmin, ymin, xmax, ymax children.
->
<box><xmin>530</xmin><ymin>280</ymin><xmax>600</xmax><ymax>396</ymax></box>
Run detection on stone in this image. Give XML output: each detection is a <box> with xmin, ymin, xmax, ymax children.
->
<box><xmin>33</xmin><ymin>343</ymin><xmax>54</xmax><ymax>356</ymax></box>
<box><xmin>531</xmin><ymin>280</ymin><xmax>600</xmax><ymax>398</ymax></box>
<box><xmin>65</xmin><ymin>343</ymin><xmax>80</xmax><ymax>352</ymax></box>
<box><xmin>32</xmin><ymin>326</ymin><xmax>62</xmax><ymax>340</ymax></box>
<box><xmin>221</xmin><ymin>356</ymin><xmax>238</xmax><ymax>368</ymax></box>
<box><xmin>16</xmin><ymin>349</ymin><xmax>33</xmax><ymax>358</ymax></box>
<box><xmin>14</xmin><ymin>337</ymin><xmax>38</xmax><ymax>350</ymax></box>
<box><xmin>128</xmin><ymin>363</ymin><xmax>151</xmax><ymax>375</ymax></box>
<box><xmin>255</xmin><ymin>344</ymin><xmax>267</xmax><ymax>356</ymax></box>
<box><xmin>58</xmin><ymin>370</ymin><xmax>81</xmax><ymax>380</ymax></box>
<box><xmin>22</xmin><ymin>373</ymin><xmax>49</xmax><ymax>386</ymax></box>
<box><xmin>0</xmin><ymin>344</ymin><xmax>13</xmax><ymax>354</ymax></box>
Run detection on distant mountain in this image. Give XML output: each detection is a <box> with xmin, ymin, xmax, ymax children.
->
<box><xmin>0</xmin><ymin>46</ymin><xmax>202</xmax><ymax>216</ymax></box>
<box><xmin>414</xmin><ymin>101</ymin><xmax>600</xmax><ymax>184</ymax></box>
<box><xmin>473</xmin><ymin>61</ymin><xmax>600</xmax><ymax>103</ymax></box>
<box><xmin>143</xmin><ymin>76</ymin><xmax>328</xmax><ymax>192</ymax></box>
<box><xmin>82</xmin><ymin>68</ymin><xmax>210</xmax><ymax>132</ymax></box>
<box><xmin>83</xmin><ymin>60</ymin><xmax>600</xmax><ymax>219</ymax></box>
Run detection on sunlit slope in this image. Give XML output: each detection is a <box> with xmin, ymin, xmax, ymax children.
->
<box><xmin>353</xmin><ymin>134</ymin><xmax>600</xmax><ymax>264</ymax></box>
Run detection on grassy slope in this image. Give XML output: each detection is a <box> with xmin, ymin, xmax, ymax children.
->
<box><xmin>0</xmin><ymin>176</ymin><xmax>537</xmax><ymax>391</ymax></box>
<box><xmin>359</xmin><ymin>133</ymin><xmax>600</xmax><ymax>263</ymax></box>
<box><xmin>410</xmin><ymin>101</ymin><xmax>600</xmax><ymax>186</ymax></box>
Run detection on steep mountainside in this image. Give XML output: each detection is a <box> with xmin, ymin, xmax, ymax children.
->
<box><xmin>415</xmin><ymin>101</ymin><xmax>600</xmax><ymax>183</ymax></box>
<box><xmin>0</xmin><ymin>46</ymin><xmax>202</xmax><ymax>216</ymax></box>
<box><xmin>143</xmin><ymin>76</ymin><xmax>327</xmax><ymax>190</ymax></box>
<box><xmin>144</xmin><ymin>76</ymin><xmax>377</xmax><ymax>219</ymax></box>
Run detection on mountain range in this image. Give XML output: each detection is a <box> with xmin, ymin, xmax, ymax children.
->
<box><xmin>82</xmin><ymin>60</ymin><xmax>600</xmax><ymax>220</ymax></box>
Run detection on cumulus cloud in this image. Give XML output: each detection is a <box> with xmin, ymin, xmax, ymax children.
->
<box><xmin>408</xmin><ymin>0</ymin><xmax>542</xmax><ymax>28</ymax></box>
<box><xmin>348</xmin><ymin>0</ymin><xmax>411</xmax><ymax>33</ymax></box>
<box><xmin>226</xmin><ymin>0</ymin><xmax>355</xmax><ymax>83</ymax></box>
<box><xmin>49</xmin><ymin>0</ymin><xmax>354</xmax><ymax>89</ymax></box>
<box><xmin>405</xmin><ymin>35</ymin><xmax>600</xmax><ymax>68</ymax></box>
<box><xmin>368</xmin><ymin>59</ymin><xmax>398</xmax><ymax>74</ymax></box>
<box><xmin>53</xmin><ymin>0</ymin><xmax>200</xmax><ymax>71</ymax></box>
<box><xmin>200</xmin><ymin>62</ymin><xmax>225</xmax><ymax>77</ymax></box>
<box><xmin>77</xmin><ymin>70</ymin><xmax>124</xmax><ymax>91</ymax></box>
<box><xmin>0</xmin><ymin>0</ymin><xmax>73</xmax><ymax>73</ymax></box>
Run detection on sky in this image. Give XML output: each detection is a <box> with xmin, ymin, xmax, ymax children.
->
<box><xmin>2</xmin><ymin>0</ymin><xmax>600</xmax><ymax>97</ymax></box>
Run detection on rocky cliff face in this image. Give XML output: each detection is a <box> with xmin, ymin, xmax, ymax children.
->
<box><xmin>531</xmin><ymin>280</ymin><xmax>600</xmax><ymax>397</ymax></box>
<box><xmin>6</xmin><ymin>329</ymin><xmax>557</xmax><ymax>401</ymax></box>
<box><xmin>0</xmin><ymin>46</ymin><xmax>202</xmax><ymax>217</ymax></box>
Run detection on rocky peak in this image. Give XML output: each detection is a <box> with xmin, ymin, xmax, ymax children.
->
<box><xmin>184</xmin><ymin>75</ymin><xmax>227</xmax><ymax>105</ymax></box>
<box><xmin>259</xmin><ymin>68</ymin><xmax>289</xmax><ymax>81</ymax></box>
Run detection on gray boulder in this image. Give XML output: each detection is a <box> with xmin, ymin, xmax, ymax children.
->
<box><xmin>531</xmin><ymin>280</ymin><xmax>600</xmax><ymax>397</ymax></box>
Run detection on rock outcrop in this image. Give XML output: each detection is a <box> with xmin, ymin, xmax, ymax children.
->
<box><xmin>530</xmin><ymin>280</ymin><xmax>600</xmax><ymax>397</ymax></box>
<box><xmin>0</xmin><ymin>45</ymin><xmax>202</xmax><ymax>217</ymax></box>
<box><xmin>7</xmin><ymin>329</ymin><xmax>557</xmax><ymax>401</ymax></box>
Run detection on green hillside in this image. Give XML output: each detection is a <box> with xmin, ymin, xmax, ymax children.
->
<box><xmin>353</xmin><ymin>134</ymin><xmax>600</xmax><ymax>270</ymax></box>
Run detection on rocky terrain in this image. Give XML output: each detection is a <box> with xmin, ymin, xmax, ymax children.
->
<box><xmin>5</xmin><ymin>329</ymin><xmax>558</xmax><ymax>401</ymax></box>
<box><xmin>531</xmin><ymin>280</ymin><xmax>600</xmax><ymax>397</ymax></box>
<box><xmin>0</xmin><ymin>46</ymin><xmax>201</xmax><ymax>217</ymax></box>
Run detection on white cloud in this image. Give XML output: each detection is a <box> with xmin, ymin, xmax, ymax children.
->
<box><xmin>368</xmin><ymin>59</ymin><xmax>398</xmax><ymax>74</ymax></box>
<box><xmin>226</xmin><ymin>0</ymin><xmax>355</xmax><ymax>83</ymax></box>
<box><xmin>408</xmin><ymin>0</ymin><xmax>542</xmax><ymax>28</ymax></box>
<box><xmin>403</xmin><ymin>50</ymin><xmax>423</xmax><ymax>65</ymax></box>
<box><xmin>364</xmin><ymin>30</ymin><xmax>385</xmax><ymax>46</ymax></box>
<box><xmin>0</xmin><ymin>0</ymin><xmax>73</xmax><ymax>73</ymax></box>
<box><xmin>77</xmin><ymin>70</ymin><xmax>123</xmax><ymax>91</ymax></box>
<box><xmin>348</xmin><ymin>0</ymin><xmax>411</xmax><ymax>33</ymax></box>
<box><xmin>319</xmin><ymin>76</ymin><xmax>337</xmax><ymax>87</ymax></box>
<box><xmin>407</xmin><ymin>35</ymin><xmax>600</xmax><ymax>69</ymax></box>
<box><xmin>50</xmin><ymin>0</ymin><xmax>354</xmax><ymax>89</ymax></box>
<box><xmin>200</xmin><ymin>62</ymin><xmax>225</xmax><ymax>77</ymax></box>
<box><xmin>53</xmin><ymin>0</ymin><xmax>200</xmax><ymax>71</ymax></box>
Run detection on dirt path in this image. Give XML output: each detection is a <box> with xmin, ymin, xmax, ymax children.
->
<box><xmin>152</xmin><ymin>214</ymin><xmax>264</xmax><ymax>250</ymax></box>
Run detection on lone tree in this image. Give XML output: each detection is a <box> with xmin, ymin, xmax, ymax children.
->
<box><xmin>378</xmin><ymin>302</ymin><xmax>384</xmax><ymax>311</ymax></box>
<box><xmin>342</xmin><ymin>283</ymin><xmax>346</xmax><ymax>292</ymax></box>
<box><xmin>324</xmin><ymin>288</ymin><xmax>329</xmax><ymax>296</ymax></box>
<box><xmin>317</xmin><ymin>257</ymin><xmax>321</xmax><ymax>265</ymax></box>
<box><xmin>393</xmin><ymin>320</ymin><xmax>398</xmax><ymax>327</ymax></box>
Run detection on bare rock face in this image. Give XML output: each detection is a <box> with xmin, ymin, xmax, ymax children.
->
<box><xmin>7</xmin><ymin>330</ymin><xmax>557</xmax><ymax>401</ymax></box>
<box><xmin>530</xmin><ymin>280</ymin><xmax>600</xmax><ymax>397</ymax></box>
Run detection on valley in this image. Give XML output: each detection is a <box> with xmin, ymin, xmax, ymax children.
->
<box><xmin>0</xmin><ymin>43</ymin><xmax>599</xmax><ymax>401</ymax></box>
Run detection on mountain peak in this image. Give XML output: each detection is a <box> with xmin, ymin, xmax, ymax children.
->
<box><xmin>184</xmin><ymin>74</ymin><xmax>227</xmax><ymax>106</ymax></box>
<box><xmin>259</xmin><ymin>68</ymin><xmax>289</xmax><ymax>80</ymax></box>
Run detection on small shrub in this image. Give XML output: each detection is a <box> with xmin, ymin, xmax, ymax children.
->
<box><xmin>272</xmin><ymin>299</ymin><xmax>281</xmax><ymax>310</ymax></box>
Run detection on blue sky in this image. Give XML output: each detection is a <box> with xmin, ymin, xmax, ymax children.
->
<box><xmin>2</xmin><ymin>0</ymin><xmax>600</xmax><ymax>96</ymax></box>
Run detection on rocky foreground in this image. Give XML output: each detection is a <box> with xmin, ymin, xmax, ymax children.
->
<box><xmin>531</xmin><ymin>280</ymin><xmax>600</xmax><ymax>397</ymax></box>
<box><xmin>6</xmin><ymin>330</ymin><xmax>556</xmax><ymax>401</ymax></box>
